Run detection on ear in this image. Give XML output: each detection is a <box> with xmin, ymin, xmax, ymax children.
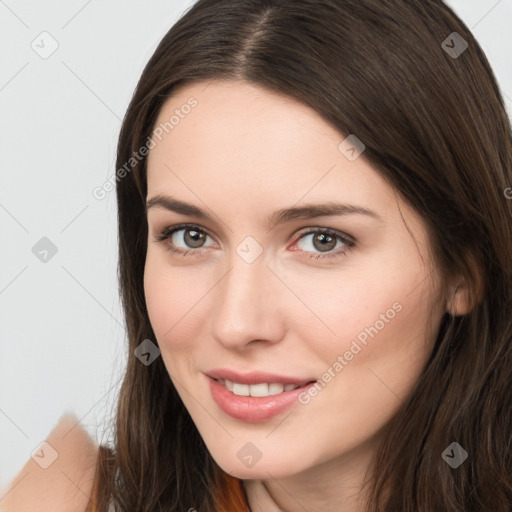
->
<box><xmin>445</xmin><ymin>256</ymin><xmax>484</xmax><ymax>316</ymax></box>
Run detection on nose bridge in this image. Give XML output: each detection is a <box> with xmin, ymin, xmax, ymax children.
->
<box><xmin>210</xmin><ymin>245</ymin><xmax>283</xmax><ymax>347</ymax></box>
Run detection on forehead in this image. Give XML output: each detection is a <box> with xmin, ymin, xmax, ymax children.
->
<box><xmin>146</xmin><ymin>79</ymin><xmax>396</xmax><ymax>223</ymax></box>
<box><xmin>148</xmin><ymin>79</ymin><xmax>343</xmax><ymax>173</ymax></box>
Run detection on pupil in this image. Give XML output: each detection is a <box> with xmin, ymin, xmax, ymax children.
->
<box><xmin>314</xmin><ymin>233</ymin><xmax>335</xmax><ymax>252</ymax></box>
<box><xmin>185</xmin><ymin>229</ymin><xmax>205</xmax><ymax>248</ymax></box>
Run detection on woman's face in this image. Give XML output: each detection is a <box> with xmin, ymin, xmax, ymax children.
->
<box><xmin>144</xmin><ymin>79</ymin><xmax>447</xmax><ymax>480</ymax></box>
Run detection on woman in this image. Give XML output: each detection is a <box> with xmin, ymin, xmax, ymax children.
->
<box><xmin>3</xmin><ymin>0</ymin><xmax>511</xmax><ymax>510</ymax></box>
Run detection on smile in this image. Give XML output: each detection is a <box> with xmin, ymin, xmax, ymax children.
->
<box><xmin>208</xmin><ymin>376</ymin><xmax>317</xmax><ymax>422</ymax></box>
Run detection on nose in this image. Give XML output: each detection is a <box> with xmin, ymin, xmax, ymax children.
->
<box><xmin>209</xmin><ymin>249</ymin><xmax>286</xmax><ymax>351</ymax></box>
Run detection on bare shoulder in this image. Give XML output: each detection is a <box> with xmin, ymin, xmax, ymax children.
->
<box><xmin>0</xmin><ymin>413</ymin><xmax>100</xmax><ymax>512</ymax></box>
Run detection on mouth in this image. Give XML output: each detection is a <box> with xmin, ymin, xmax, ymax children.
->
<box><xmin>207</xmin><ymin>375</ymin><xmax>318</xmax><ymax>423</ymax></box>
<box><xmin>213</xmin><ymin>378</ymin><xmax>316</xmax><ymax>398</ymax></box>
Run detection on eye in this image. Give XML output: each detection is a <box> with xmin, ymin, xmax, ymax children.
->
<box><xmin>293</xmin><ymin>228</ymin><xmax>354</xmax><ymax>260</ymax></box>
<box><xmin>154</xmin><ymin>223</ymin><xmax>215</xmax><ymax>257</ymax></box>
<box><xmin>154</xmin><ymin>223</ymin><xmax>355</xmax><ymax>261</ymax></box>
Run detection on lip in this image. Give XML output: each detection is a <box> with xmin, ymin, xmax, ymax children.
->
<box><xmin>206</xmin><ymin>368</ymin><xmax>316</xmax><ymax>386</ymax></box>
<box><xmin>206</xmin><ymin>374</ymin><xmax>317</xmax><ymax>423</ymax></box>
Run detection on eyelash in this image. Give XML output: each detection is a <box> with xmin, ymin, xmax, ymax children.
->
<box><xmin>154</xmin><ymin>223</ymin><xmax>355</xmax><ymax>261</ymax></box>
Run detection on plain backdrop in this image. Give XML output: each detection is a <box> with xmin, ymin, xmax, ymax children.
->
<box><xmin>1</xmin><ymin>0</ymin><xmax>511</xmax><ymax>487</ymax></box>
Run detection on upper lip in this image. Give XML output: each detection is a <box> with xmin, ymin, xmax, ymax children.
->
<box><xmin>206</xmin><ymin>368</ymin><xmax>316</xmax><ymax>386</ymax></box>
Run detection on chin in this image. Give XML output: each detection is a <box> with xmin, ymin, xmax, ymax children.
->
<box><xmin>211</xmin><ymin>450</ymin><xmax>311</xmax><ymax>480</ymax></box>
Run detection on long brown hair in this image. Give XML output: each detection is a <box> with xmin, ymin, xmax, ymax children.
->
<box><xmin>97</xmin><ymin>1</ymin><xmax>512</xmax><ymax>510</ymax></box>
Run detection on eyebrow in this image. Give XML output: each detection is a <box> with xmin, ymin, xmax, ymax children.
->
<box><xmin>146</xmin><ymin>194</ymin><xmax>383</xmax><ymax>227</ymax></box>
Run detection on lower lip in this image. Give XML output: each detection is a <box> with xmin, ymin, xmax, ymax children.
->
<box><xmin>207</xmin><ymin>376</ymin><xmax>316</xmax><ymax>423</ymax></box>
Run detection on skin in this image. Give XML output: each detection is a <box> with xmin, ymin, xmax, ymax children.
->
<box><xmin>144</xmin><ymin>79</ymin><xmax>468</xmax><ymax>512</ymax></box>
<box><xmin>0</xmin><ymin>414</ymin><xmax>99</xmax><ymax>512</ymax></box>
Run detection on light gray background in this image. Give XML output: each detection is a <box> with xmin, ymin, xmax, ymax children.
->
<box><xmin>1</xmin><ymin>0</ymin><xmax>511</xmax><ymax>487</ymax></box>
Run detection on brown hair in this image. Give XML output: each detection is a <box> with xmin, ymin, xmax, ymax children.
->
<box><xmin>97</xmin><ymin>0</ymin><xmax>512</xmax><ymax>510</ymax></box>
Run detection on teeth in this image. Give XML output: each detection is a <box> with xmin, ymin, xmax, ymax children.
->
<box><xmin>218</xmin><ymin>379</ymin><xmax>301</xmax><ymax>397</ymax></box>
<box><xmin>269</xmin><ymin>383</ymin><xmax>285</xmax><ymax>395</ymax></box>
<box><xmin>247</xmin><ymin>383</ymin><xmax>269</xmax><ymax>397</ymax></box>
<box><xmin>232</xmin><ymin>382</ymin><xmax>250</xmax><ymax>396</ymax></box>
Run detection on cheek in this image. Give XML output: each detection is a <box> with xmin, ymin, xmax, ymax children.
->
<box><xmin>337</xmin><ymin>286</ymin><xmax>438</xmax><ymax>402</ymax></box>
<box><xmin>294</xmin><ymin>258</ymin><xmax>439</xmax><ymax>382</ymax></box>
<box><xmin>284</xmin><ymin>259</ymin><xmax>422</xmax><ymax>342</ymax></box>
<box><xmin>144</xmin><ymin>255</ymin><xmax>171</xmax><ymax>337</ymax></box>
<box><xmin>143</xmin><ymin>253</ymin><xmax>212</xmax><ymax>350</ymax></box>
<box><xmin>293</xmin><ymin>279</ymin><xmax>440</xmax><ymax>453</ymax></box>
